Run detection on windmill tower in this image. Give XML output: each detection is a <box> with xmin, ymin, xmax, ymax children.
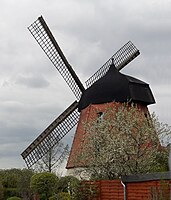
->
<box><xmin>21</xmin><ymin>16</ymin><xmax>155</xmax><ymax>176</ymax></box>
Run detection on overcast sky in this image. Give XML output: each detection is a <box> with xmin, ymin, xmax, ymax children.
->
<box><xmin>0</xmin><ymin>0</ymin><xmax>171</xmax><ymax>170</ymax></box>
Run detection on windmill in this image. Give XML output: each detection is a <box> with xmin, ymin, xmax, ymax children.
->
<box><xmin>21</xmin><ymin>16</ymin><xmax>155</xmax><ymax>174</ymax></box>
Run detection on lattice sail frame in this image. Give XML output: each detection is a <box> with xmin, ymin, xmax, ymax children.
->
<box><xmin>21</xmin><ymin>101</ymin><xmax>79</xmax><ymax>168</ymax></box>
<box><xmin>28</xmin><ymin>16</ymin><xmax>85</xmax><ymax>100</ymax></box>
<box><xmin>85</xmin><ymin>41</ymin><xmax>140</xmax><ymax>88</ymax></box>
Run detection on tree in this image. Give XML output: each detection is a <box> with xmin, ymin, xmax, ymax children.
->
<box><xmin>34</xmin><ymin>143</ymin><xmax>69</xmax><ymax>173</ymax></box>
<box><xmin>0</xmin><ymin>168</ymin><xmax>20</xmax><ymax>188</ymax></box>
<box><xmin>57</xmin><ymin>176</ymin><xmax>79</xmax><ymax>197</ymax></box>
<box><xmin>17</xmin><ymin>169</ymin><xmax>34</xmax><ymax>200</ymax></box>
<box><xmin>0</xmin><ymin>168</ymin><xmax>34</xmax><ymax>199</ymax></box>
<box><xmin>76</xmin><ymin>103</ymin><xmax>170</xmax><ymax>180</ymax></box>
<box><xmin>0</xmin><ymin>180</ymin><xmax>4</xmax><ymax>199</ymax></box>
<box><xmin>30</xmin><ymin>172</ymin><xmax>58</xmax><ymax>199</ymax></box>
<box><xmin>0</xmin><ymin>168</ymin><xmax>22</xmax><ymax>199</ymax></box>
<box><xmin>56</xmin><ymin>176</ymin><xmax>95</xmax><ymax>200</ymax></box>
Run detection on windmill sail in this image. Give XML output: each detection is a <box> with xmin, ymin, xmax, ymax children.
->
<box><xmin>85</xmin><ymin>41</ymin><xmax>140</xmax><ymax>88</ymax></box>
<box><xmin>28</xmin><ymin>16</ymin><xmax>85</xmax><ymax>100</ymax></box>
<box><xmin>21</xmin><ymin>101</ymin><xmax>79</xmax><ymax>168</ymax></box>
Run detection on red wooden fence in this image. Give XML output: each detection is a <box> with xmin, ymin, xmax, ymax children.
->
<box><xmin>99</xmin><ymin>180</ymin><xmax>123</xmax><ymax>200</ymax></box>
<box><xmin>83</xmin><ymin>172</ymin><xmax>171</xmax><ymax>200</ymax></box>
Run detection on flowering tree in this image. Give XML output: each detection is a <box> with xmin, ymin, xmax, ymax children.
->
<box><xmin>76</xmin><ymin>103</ymin><xmax>170</xmax><ymax>180</ymax></box>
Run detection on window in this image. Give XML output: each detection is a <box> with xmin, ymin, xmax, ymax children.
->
<box><xmin>97</xmin><ymin>112</ymin><xmax>104</xmax><ymax>123</ymax></box>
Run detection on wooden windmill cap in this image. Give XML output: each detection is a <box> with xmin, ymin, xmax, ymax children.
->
<box><xmin>78</xmin><ymin>63</ymin><xmax>155</xmax><ymax>111</ymax></box>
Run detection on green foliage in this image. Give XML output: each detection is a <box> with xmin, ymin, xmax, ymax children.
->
<box><xmin>57</xmin><ymin>192</ymin><xmax>70</xmax><ymax>200</ymax></box>
<box><xmin>4</xmin><ymin>188</ymin><xmax>19</xmax><ymax>199</ymax></box>
<box><xmin>57</xmin><ymin>176</ymin><xmax>79</xmax><ymax>195</ymax></box>
<box><xmin>7</xmin><ymin>197</ymin><xmax>21</xmax><ymax>200</ymax></box>
<box><xmin>49</xmin><ymin>192</ymin><xmax>70</xmax><ymax>200</ymax></box>
<box><xmin>49</xmin><ymin>195</ymin><xmax>58</xmax><ymax>200</ymax></box>
<box><xmin>0</xmin><ymin>168</ymin><xmax>21</xmax><ymax>188</ymax></box>
<box><xmin>0</xmin><ymin>168</ymin><xmax>34</xmax><ymax>199</ymax></box>
<box><xmin>30</xmin><ymin>172</ymin><xmax>58</xmax><ymax>199</ymax></box>
<box><xmin>17</xmin><ymin>169</ymin><xmax>34</xmax><ymax>200</ymax></box>
<box><xmin>150</xmin><ymin>180</ymin><xmax>170</xmax><ymax>200</ymax></box>
<box><xmin>0</xmin><ymin>180</ymin><xmax>4</xmax><ymax>200</ymax></box>
<box><xmin>39</xmin><ymin>193</ymin><xmax>47</xmax><ymax>200</ymax></box>
<box><xmin>72</xmin><ymin>182</ymin><xmax>99</xmax><ymax>200</ymax></box>
<box><xmin>151</xmin><ymin>148</ymin><xmax>169</xmax><ymax>172</ymax></box>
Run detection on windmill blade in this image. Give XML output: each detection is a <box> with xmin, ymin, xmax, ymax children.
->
<box><xmin>21</xmin><ymin>101</ymin><xmax>79</xmax><ymax>168</ymax></box>
<box><xmin>85</xmin><ymin>41</ymin><xmax>140</xmax><ymax>88</ymax></box>
<box><xmin>28</xmin><ymin>16</ymin><xmax>85</xmax><ymax>100</ymax></box>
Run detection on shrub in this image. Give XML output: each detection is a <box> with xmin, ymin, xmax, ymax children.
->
<box><xmin>7</xmin><ymin>197</ymin><xmax>21</xmax><ymax>200</ymax></box>
<box><xmin>0</xmin><ymin>181</ymin><xmax>4</xmax><ymax>200</ymax></box>
<box><xmin>57</xmin><ymin>176</ymin><xmax>79</xmax><ymax>196</ymax></box>
<box><xmin>49</xmin><ymin>194</ymin><xmax>58</xmax><ymax>200</ymax></box>
<box><xmin>73</xmin><ymin>181</ymin><xmax>99</xmax><ymax>200</ymax></box>
<box><xmin>30</xmin><ymin>172</ymin><xmax>58</xmax><ymax>199</ymax></box>
<box><xmin>57</xmin><ymin>192</ymin><xmax>70</xmax><ymax>200</ymax></box>
<box><xmin>4</xmin><ymin>188</ymin><xmax>19</xmax><ymax>200</ymax></box>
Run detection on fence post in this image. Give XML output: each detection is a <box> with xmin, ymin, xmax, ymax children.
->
<box><xmin>121</xmin><ymin>180</ymin><xmax>126</xmax><ymax>200</ymax></box>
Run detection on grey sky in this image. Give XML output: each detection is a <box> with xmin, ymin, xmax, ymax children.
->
<box><xmin>0</xmin><ymin>0</ymin><xmax>171</xmax><ymax>169</ymax></box>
